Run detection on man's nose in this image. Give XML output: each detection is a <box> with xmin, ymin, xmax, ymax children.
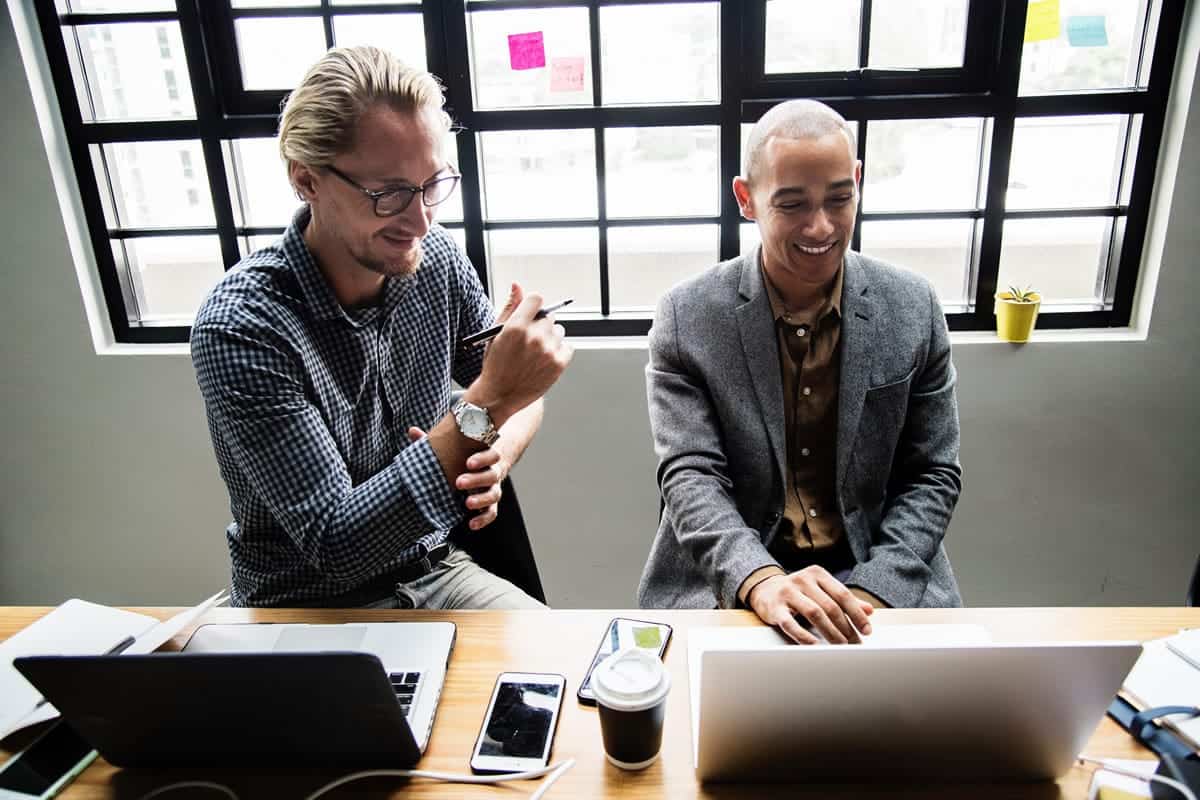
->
<box><xmin>403</xmin><ymin>194</ymin><xmax>432</xmax><ymax>236</ymax></box>
<box><xmin>802</xmin><ymin>207</ymin><xmax>835</xmax><ymax>239</ymax></box>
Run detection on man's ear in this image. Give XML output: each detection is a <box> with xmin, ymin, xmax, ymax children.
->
<box><xmin>732</xmin><ymin>176</ymin><xmax>755</xmax><ymax>220</ymax></box>
<box><xmin>290</xmin><ymin>161</ymin><xmax>318</xmax><ymax>203</ymax></box>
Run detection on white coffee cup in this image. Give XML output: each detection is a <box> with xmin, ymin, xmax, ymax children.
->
<box><xmin>590</xmin><ymin>646</ymin><xmax>671</xmax><ymax>770</ymax></box>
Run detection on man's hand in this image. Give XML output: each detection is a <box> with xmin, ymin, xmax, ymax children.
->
<box><xmin>747</xmin><ymin>566</ymin><xmax>875</xmax><ymax>645</ymax></box>
<box><xmin>466</xmin><ymin>290</ymin><xmax>572</xmax><ymax>424</ymax></box>
<box><xmin>410</xmin><ymin>427</ymin><xmax>508</xmax><ymax>530</ymax></box>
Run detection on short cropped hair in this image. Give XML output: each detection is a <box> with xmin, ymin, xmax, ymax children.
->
<box><xmin>743</xmin><ymin>99</ymin><xmax>856</xmax><ymax>181</ymax></box>
<box><xmin>278</xmin><ymin>46</ymin><xmax>453</xmax><ymax>175</ymax></box>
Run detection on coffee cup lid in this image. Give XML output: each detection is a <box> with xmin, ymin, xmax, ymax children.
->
<box><xmin>590</xmin><ymin>646</ymin><xmax>670</xmax><ymax>712</ymax></box>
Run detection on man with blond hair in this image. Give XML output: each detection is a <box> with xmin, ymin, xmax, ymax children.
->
<box><xmin>638</xmin><ymin>100</ymin><xmax>963</xmax><ymax>641</ymax></box>
<box><xmin>192</xmin><ymin>47</ymin><xmax>572</xmax><ymax>608</ymax></box>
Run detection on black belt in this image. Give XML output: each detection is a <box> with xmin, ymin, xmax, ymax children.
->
<box><xmin>393</xmin><ymin>542</ymin><xmax>452</xmax><ymax>583</ymax></box>
<box><xmin>314</xmin><ymin>543</ymin><xmax>452</xmax><ymax>607</ymax></box>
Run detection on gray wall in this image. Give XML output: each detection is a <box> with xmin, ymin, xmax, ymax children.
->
<box><xmin>1</xmin><ymin>4</ymin><xmax>1196</xmax><ymax>608</ymax></box>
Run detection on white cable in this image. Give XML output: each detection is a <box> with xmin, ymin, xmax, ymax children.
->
<box><xmin>302</xmin><ymin>757</ymin><xmax>577</xmax><ymax>800</ymax></box>
<box><xmin>1079</xmin><ymin>755</ymin><xmax>1197</xmax><ymax>800</ymax></box>
<box><xmin>135</xmin><ymin>781</ymin><xmax>240</xmax><ymax>800</ymax></box>
<box><xmin>528</xmin><ymin>757</ymin><xmax>575</xmax><ymax>800</ymax></box>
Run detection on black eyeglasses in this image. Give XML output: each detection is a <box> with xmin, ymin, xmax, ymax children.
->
<box><xmin>324</xmin><ymin>165</ymin><xmax>461</xmax><ymax>217</ymax></box>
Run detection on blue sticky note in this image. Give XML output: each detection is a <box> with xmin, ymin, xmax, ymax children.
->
<box><xmin>1066</xmin><ymin>15</ymin><xmax>1108</xmax><ymax>47</ymax></box>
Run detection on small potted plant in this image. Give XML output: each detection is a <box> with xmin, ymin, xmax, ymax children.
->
<box><xmin>994</xmin><ymin>285</ymin><xmax>1041</xmax><ymax>342</ymax></box>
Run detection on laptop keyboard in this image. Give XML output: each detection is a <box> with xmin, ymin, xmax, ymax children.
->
<box><xmin>388</xmin><ymin>671</ymin><xmax>421</xmax><ymax>719</ymax></box>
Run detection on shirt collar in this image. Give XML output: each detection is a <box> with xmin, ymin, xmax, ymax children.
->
<box><xmin>759</xmin><ymin>252</ymin><xmax>845</xmax><ymax>327</ymax></box>
<box><xmin>283</xmin><ymin>205</ymin><xmax>413</xmax><ymax>327</ymax></box>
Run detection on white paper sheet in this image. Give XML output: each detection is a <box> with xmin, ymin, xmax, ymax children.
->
<box><xmin>0</xmin><ymin>590</ymin><xmax>228</xmax><ymax>742</ymax></box>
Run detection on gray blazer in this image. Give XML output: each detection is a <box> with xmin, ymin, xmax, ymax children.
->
<box><xmin>638</xmin><ymin>249</ymin><xmax>963</xmax><ymax>610</ymax></box>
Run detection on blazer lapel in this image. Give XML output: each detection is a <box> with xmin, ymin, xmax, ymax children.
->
<box><xmin>836</xmin><ymin>252</ymin><xmax>878</xmax><ymax>492</ymax></box>
<box><xmin>735</xmin><ymin>249</ymin><xmax>788</xmax><ymax>485</ymax></box>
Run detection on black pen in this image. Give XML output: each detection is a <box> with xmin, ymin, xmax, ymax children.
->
<box><xmin>461</xmin><ymin>298</ymin><xmax>574</xmax><ymax>347</ymax></box>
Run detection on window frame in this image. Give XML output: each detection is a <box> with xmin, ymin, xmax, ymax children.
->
<box><xmin>30</xmin><ymin>0</ymin><xmax>1189</xmax><ymax>344</ymax></box>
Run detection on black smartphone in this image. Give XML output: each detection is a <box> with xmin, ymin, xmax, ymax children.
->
<box><xmin>0</xmin><ymin>722</ymin><xmax>97</xmax><ymax>800</ymax></box>
<box><xmin>470</xmin><ymin>672</ymin><xmax>566</xmax><ymax>774</ymax></box>
<box><xmin>577</xmin><ymin>617</ymin><xmax>673</xmax><ymax>705</ymax></box>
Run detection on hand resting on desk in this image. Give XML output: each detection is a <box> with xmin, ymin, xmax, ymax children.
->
<box><xmin>746</xmin><ymin>565</ymin><xmax>874</xmax><ymax>645</ymax></box>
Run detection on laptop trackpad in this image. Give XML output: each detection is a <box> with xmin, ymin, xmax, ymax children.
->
<box><xmin>274</xmin><ymin>625</ymin><xmax>368</xmax><ymax>652</ymax></box>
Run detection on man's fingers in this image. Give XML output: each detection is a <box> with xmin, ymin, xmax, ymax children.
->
<box><xmin>773</xmin><ymin>613</ymin><xmax>819</xmax><ymax>645</ymax></box>
<box><xmin>407</xmin><ymin>426</ymin><xmax>426</xmax><ymax>442</ymax></box>
<box><xmin>465</xmin><ymin>448</ymin><xmax>502</xmax><ymax>471</ymax></box>
<box><xmin>465</xmin><ymin>484</ymin><xmax>501</xmax><ymax>509</ymax></box>
<box><xmin>815</xmin><ymin>574</ymin><xmax>873</xmax><ymax>638</ymax></box>
<box><xmin>503</xmin><ymin>292</ymin><xmax>545</xmax><ymax>327</ymax></box>
<box><xmin>469</xmin><ymin>505</ymin><xmax>498</xmax><ymax>530</ymax></box>
<box><xmin>456</xmin><ymin>464</ymin><xmax>501</xmax><ymax>491</ymax></box>
<box><xmin>794</xmin><ymin>596</ymin><xmax>848</xmax><ymax>645</ymax></box>
<box><xmin>496</xmin><ymin>282</ymin><xmax>524</xmax><ymax>324</ymax></box>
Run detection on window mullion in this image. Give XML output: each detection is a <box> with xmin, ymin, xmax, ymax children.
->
<box><xmin>178</xmin><ymin>0</ymin><xmax>240</xmax><ymax>272</ymax></box>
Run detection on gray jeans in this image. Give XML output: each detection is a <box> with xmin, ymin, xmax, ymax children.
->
<box><xmin>362</xmin><ymin>545</ymin><xmax>546</xmax><ymax>610</ymax></box>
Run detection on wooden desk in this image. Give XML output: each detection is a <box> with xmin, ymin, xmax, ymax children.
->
<box><xmin>2</xmin><ymin>607</ymin><xmax>1197</xmax><ymax>798</ymax></box>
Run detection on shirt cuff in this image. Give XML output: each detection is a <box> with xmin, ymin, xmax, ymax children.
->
<box><xmin>393</xmin><ymin>436</ymin><xmax>464</xmax><ymax>533</ymax></box>
<box><xmin>738</xmin><ymin>565</ymin><xmax>787</xmax><ymax>607</ymax></box>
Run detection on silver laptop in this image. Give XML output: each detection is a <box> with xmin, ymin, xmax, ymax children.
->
<box><xmin>688</xmin><ymin>626</ymin><xmax>1141</xmax><ymax>782</ymax></box>
<box><xmin>184</xmin><ymin>622</ymin><xmax>455</xmax><ymax>752</ymax></box>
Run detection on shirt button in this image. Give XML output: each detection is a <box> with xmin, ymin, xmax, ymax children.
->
<box><xmin>796</xmin><ymin>327</ymin><xmax>807</xmax><ymax>338</ymax></box>
<box><xmin>801</xmin><ymin>447</ymin><xmax>810</xmax><ymax>456</ymax></box>
<box><xmin>802</xmin><ymin>386</ymin><xmax>812</xmax><ymax>396</ymax></box>
<box><xmin>809</xmin><ymin>508</ymin><xmax>819</xmax><ymax>518</ymax></box>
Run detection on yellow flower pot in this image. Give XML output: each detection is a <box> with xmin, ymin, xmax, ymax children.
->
<box><xmin>994</xmin><ymin>292</ymin><xmax>1041</xmax><ymax>342</ymax></box>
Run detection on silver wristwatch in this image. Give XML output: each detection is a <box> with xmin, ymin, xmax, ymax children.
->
<box><xmin>451</xmin><ymin>399</ymin><xmax>499</xmax><ymax>446</ymax></box>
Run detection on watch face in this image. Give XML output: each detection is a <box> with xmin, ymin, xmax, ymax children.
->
<box><xmin>460</xmin><ymin>407</ymin><xmax>490</xmax><ymax>437</ymax></box>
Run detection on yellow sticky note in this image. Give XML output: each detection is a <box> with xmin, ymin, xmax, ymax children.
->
<box><xmin>1025</xmin><ymin>0</ymin><xmax>1061</xmax><ymax>42</ymax></box>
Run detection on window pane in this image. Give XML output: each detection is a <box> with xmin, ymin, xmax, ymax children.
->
<box><xmin>1007</xmin><ymin>115</ymin><xmax>1124</xmax><ymax>210</ymax></box>
<box><xmin>332</xmin><ymin>14</ymin><xmax>426</xmax><ymax>70</ymax></box>
<box><xmin>765</xmin><ymin>0</ymin><xmax>860</xmax><ymax>74</ymax></box>
<box><xmin>114</xmin><ymin>236</ymin><xmax>224</xmax><ymax>323</ymax></box>
<box><xmin>740</xmin><ymin>222</ymin><xmax>760</xmax><ymax>255</ymax></box>
<box><xmin>868</xmin><ymin>0</ymin><xmax>967</xmax><ymax>69</ymax></box>
<box><xmin>486</xmin><ymin>228</ymin><xmax>601</xmax><ymax>311</ymax></box>
<box><xmin>608</xmin><ymin>225</ymin><xmax>717</xmax><ymax>310</ymax></box>
<box><xmin>863</xmin><ymin>118</ymin><xmax>984</xmax><ymax>213</ymax></box>
<box><xmin>238</xmin><ymin>235</ymin><xmax>282</xmax><ymax>258</ymax></box>
<box><xmin>67</xmin><ymin>23</ymin><xmax>195</xmax><ymax>121</ymax></box>
<box><xmin>235</xmin><ymin>18</ymin><xmax>326</xmax><ymax>90</ymax></box>
<box><xmin>444</xmin><ymin>226</ymin><xmax>467</xmax><ymax>254</ymax></box>
<box><xmin>1019</xmin><ymin>0</ymin><xmax>1150</xmax><ymax>95</ymax></box>
<box><xmin>860</xmin><ymin>219</ymin><xmax>974</xmax><ymax>307</ymax></box>
<box><xmin>605</xmin><ymin>126</ymin><xmax>719</xmax><ymax>218</ymax></box>
<box><xmin>468</xmin><ymin>8</ymin><xmax>592</xmax><ymax>110</ymax></box>
<box><xmin>998</xmin><ymin>217</ymin><xmax>1110</xmax><ymax>304</ymax></box>
<box><xmin>226</xmin><ymin>138</ymin><xmax>297</xmax><ymax>228</ymax></box>
<box><xmin>333</xmin><ymin>0</ymin><xmax>418</xmax><ymax>4</ymax></box>
<box><xmin>66</xmin><ymin>0</ymin><xmax>173</xmax><ymax>11</ymax></box>
<box><xmin>434</xmin><ymin>136</ymin><xmax>464</xmax><ymax>224</ymax></box>
<box><xmin>98</xmin><ymin>141</ymin><xmax>215</xmax><ymax>228</ymax></box>
<box><xmin>600</xmin><ymin>3</ymin><xmax>718</xmax><ymax>105</ymax></box>
<box><xmin>479</xmin><ymin>130</ymin><xmax>597</xmax><ymax>220</ymax></box>
<box><xmin>232</xmin><ymin>0</ymin><xmax>318</xmax><ymax>7</ymax></box>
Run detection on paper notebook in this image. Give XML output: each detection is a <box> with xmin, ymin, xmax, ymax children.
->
<box><xmin>1121</xmin><ymin>629</ymin><xmax>1200</xmax><ymax>751</ymax></box>
<box><xmin>0</xmin><ymin>591</ymin><xmax>227</xmax><ymax>742</ymax></box>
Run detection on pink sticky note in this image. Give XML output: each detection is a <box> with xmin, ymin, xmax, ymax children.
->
<box><xmin>549</xmin><ymin>57</ymin><xmax>585</xmax><ymax>92</ymax></box>
<box><xmin>508</xmin><ymin>31</ymin><xmax>546</xmax><ymax>71</ymax></box>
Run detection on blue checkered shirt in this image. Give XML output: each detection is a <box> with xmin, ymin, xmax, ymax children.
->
<box><xmin>191</xmin><ymin>208</ymin><xmax>493</xmax><ymax>606</ymax></box>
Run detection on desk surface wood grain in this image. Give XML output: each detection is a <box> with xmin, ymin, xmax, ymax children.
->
<box><xmin>3</xmin><ymin>606</ymin><xmax>1197</xmax><ymax>799</ymax></box>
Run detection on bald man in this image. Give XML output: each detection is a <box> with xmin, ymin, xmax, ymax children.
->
<box><xmin>638</xmin><ymin>100</ymin><xmax>963</xmax><ymax>643</ymax></box>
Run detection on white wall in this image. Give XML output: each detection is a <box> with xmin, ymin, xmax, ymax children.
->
<box><xmin>1</xmin><ymin>4</ymin><xmax>1196</xmax><ymax>607</ymax></box>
